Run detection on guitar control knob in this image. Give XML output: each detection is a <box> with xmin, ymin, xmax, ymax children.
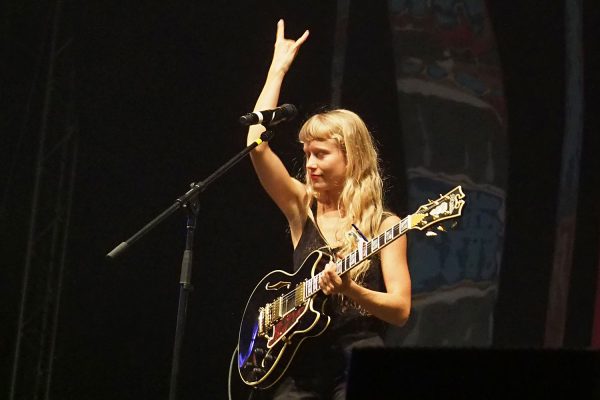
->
<box><xmin>241</xmin><ymin>361</ymin><xmax>256</xmax><ymax>369</ymax></box>
<box><xmin>252</xmin><ymin>367</ymin><xmax>266</xmax><ymax>379</ymax></box>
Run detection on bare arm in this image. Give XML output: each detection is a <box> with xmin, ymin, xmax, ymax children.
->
<box><xmin>247</xmin><ymin>20</ymin><xmax>310</xmax><ymax>241</ymax></box>
<box><xmin>319</xmin><ymin>215</ymin><xmax>412</xmax><ymax>326</ymax></box>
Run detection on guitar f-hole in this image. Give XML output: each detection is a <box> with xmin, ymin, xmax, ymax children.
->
<box><xmin>265</xmin><ymin>281</ymin><xmax>291</xmax><ymax>291</ymax></box>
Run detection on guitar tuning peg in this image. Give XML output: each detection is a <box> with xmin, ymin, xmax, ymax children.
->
<box><xmin>437</xmin><ymin>225</ymin><xmax>446</xmax><ymax>232</ymax></box>
<box><xmin>449</xmin><ymin>221</ymin><xmax>458</xmax><ymax>229</ymax></box>
<box><xmin>425</xmin><ymin>231</ymin><xmax>438</xmax><ymax>237</ymax></box>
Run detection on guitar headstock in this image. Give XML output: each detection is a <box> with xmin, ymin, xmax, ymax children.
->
<box><xmin>409</xmin><ymin>186</ymin><xmax>466</xmax><ymax>233</ymax></box>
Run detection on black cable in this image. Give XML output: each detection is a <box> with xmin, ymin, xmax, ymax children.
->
<box><xmin>228</xmin><ymin>345</ymin><xmax>238</xmax><ymax>400</ymax></box>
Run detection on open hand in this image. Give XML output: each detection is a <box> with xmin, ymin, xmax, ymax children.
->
<box><xmin>269</xmin><ymin>19</ymin><xmax>309</xmax><ymax>75</ymax></box>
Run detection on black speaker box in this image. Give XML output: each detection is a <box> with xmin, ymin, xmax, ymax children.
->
<box><xmin>347</xmin><ymin>347</ymin><xmax>600</xmax><ymax>399</ymax></box>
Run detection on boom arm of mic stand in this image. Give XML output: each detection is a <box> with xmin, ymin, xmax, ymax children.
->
<box><xmin>105</xmin><ymin>129</ymin><xmax>274</xmax><ymax>259</ymax></box>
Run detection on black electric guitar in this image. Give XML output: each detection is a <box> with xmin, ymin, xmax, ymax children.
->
<box><xmin>237</xmin><ymin>186</ymin><xmax>466</xmax><ymax>389</ymax></box>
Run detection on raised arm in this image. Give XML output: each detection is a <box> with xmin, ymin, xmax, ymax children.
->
<box><xmin>247</xmin><ymin>20</ymin><xmax>310</xmax><ymax>241</ymax></box>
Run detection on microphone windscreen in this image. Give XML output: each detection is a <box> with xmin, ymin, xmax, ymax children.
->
<box><xmin>280</xmin><ymin>104</ymin><xmax>298</xmax><ymax>120</ymax></box>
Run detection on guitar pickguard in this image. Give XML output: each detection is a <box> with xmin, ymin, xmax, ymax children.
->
<box><xmin>266</xmin><ymin>305</ymin><xmax>306</xmax><ymax>347</ymax></box>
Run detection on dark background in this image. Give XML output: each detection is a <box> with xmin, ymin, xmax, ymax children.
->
<box><xmin>2</xmin><ymin>1</ymin><xmax>599</xmax><ymax>399</ymax></box>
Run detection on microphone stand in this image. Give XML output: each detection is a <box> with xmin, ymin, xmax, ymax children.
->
<box><xmin>106</xmin><ymin>130</ymin><xmax>274</xmax><ymax>400</ymax></box>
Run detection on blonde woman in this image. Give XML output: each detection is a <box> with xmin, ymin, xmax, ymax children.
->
<box><xmin>247</xmin><ymin>20</ymin><xmax>411</xmax><ymax>399</ymax></box>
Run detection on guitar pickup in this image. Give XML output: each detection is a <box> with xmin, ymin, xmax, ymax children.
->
<box><xmin>258</xmin><ymin>307</ymin><xmax>265</xmax><ymax>335</ymax></box>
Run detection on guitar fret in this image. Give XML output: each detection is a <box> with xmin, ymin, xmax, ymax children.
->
<box><xmin>400</xmin><ymin>217</ymin><xmax>408</xmax><ymax>233</ymax></box>
<box><xmin>349</xmin><ymin>251</ymin><xmax>357</xmax><ymax>266</ymax></box>
<box><xmin>371</xmin><ymin>237</ymin><xmax>379</xmax><ymax>251</ymax></box>
<box><xmin>385</xmin><ymin>228</ymin><xmax>393</xmax><ymax>242</ymax></box>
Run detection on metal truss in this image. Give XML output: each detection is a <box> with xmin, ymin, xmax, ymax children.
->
<box><xmin>9</xmin><ymin>1</ymin><xmax>78</xmax><ymax>399</ymax></box>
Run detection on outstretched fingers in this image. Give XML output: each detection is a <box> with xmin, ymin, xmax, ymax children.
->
<box><xmin>276</xmin><ymin>19</ymin><xmax>309</xmax><ymax>47</ymax></box>
<box><xmin>276</xmin><ymin>19</ymin><xmax>285</xmax><ymax>42</ymax></box>
<box><xmin>293</xmin><ymin>29</ymin><xmax>310</xmax><ymax>50</ymax></box>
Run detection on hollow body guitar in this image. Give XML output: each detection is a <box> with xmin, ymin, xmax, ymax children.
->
<box><xmin>237</xmin><ymin>186</ymin><xmax>466</xmax><ymax>389</ymax></box>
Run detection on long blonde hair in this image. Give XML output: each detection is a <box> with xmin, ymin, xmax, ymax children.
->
<box><xmin>299</xmin><ymin>109</ymin><xmax>387</xmax><ymax>282</ymax></box>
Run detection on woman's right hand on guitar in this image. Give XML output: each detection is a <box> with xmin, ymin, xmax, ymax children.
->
<box><xmin>320</xmin><ymin>262</ymin><xmax>351</xmax><ymax>296</ymax></box>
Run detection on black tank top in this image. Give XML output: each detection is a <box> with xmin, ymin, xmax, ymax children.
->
<box><xmin>292</xmin><ymin>212</ymin><xmax>386</xmax><ymax>336</ymax></box>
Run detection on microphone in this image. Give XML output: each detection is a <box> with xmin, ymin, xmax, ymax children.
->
<box><xmin>240</xmin><ymin>104</ymin><xmax>298</xmax><ymax>127</ymax></box>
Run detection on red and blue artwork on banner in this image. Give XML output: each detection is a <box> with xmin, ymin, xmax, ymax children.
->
<box><xmin>385</xmin><ymin>0</ymin><xmax>507</xmax><ymax>346</ymax></box>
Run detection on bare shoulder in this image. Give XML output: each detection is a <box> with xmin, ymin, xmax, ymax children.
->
<box><xmin>379</xmin><ymin>213</ymin><xmax>401</xmax><ymax>232</ymax></box>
